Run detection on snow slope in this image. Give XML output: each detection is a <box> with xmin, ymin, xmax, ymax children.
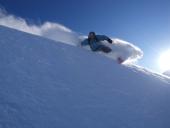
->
<box><xmin>0</xmin><ymin>25</ymin><xmax>170</xmax><ymax>128</ymax></box>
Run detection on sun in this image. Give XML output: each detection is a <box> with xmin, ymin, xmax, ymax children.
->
<box><xmin>158</xmin><ymin>50</ymin><xmax>170</xmax><ymax>72</ymax></box>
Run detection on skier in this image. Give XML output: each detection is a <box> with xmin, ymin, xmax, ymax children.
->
<box><xmin>81</xmin><ymin>32</ymin><xmax>113</xmax><ymax>53</ymax></box>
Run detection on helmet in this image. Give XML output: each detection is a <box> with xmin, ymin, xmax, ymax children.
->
<box><xmin>89</xmin><ymin>31</ymin><xmax>95</xmax><ymax>36</ymax></box>
<box><xmin>88</xmin><ymin>31</ymin><xmax>96</xmax><ymax>39</ymax></box>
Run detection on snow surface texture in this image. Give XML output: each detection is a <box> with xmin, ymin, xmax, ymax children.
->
<box><xmin>0</xmin><ymin>25</ymin><xmax>170</xmax><ymax>128</ymax></box>
<box><xmin>0</xmin><ymin>9</ymin><xmax>143</xmax><ymax>63</ymax></box>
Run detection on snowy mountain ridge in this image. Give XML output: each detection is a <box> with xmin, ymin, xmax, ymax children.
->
<box><xmin>0</xmin><ymin>25</ymin><xmax>170</xmax><ymax>128</ymax></box>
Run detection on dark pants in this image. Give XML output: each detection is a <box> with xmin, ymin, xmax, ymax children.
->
<box><xmin>93</xmin><ymin>45</ymin><xmax>112</xmax><ymax>53</ymax></box>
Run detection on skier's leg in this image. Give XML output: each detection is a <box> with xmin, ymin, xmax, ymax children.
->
<box><xmin>94</xmin><ymin>45</ymin><xmax>104</xmax><ymax>51</ymax></box>
<box><xmin>101</xmin><ymin>46</ymin><xmax>112</xmax><ymax>53</ymax></box>
<box><xmin>95</xmin><ymin>45</ymin><xmax>112</xmax><ymax>53</ymax></box>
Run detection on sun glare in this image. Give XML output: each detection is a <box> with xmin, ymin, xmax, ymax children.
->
<box><xmin>158</xmin><ymin>50</ymin><xmax>170</xmax><ymax>72</ymax></box>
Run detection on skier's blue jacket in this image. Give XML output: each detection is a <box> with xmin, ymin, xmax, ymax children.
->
<box><xmin>81</xmin><ymin>35</ymin><xmax>110</xmax><ymax>51</ymax></box>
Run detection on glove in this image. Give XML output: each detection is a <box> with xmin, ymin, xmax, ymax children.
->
<box><xmin>107</xmin><ymin>38</ymin><xmax>112</xmax><ymax>44</ymax></box>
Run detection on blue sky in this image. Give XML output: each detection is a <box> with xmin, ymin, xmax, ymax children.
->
<box><xmin>0</xmin><ymin>0</ymin><xmax>170</xmax><ymax>72</ymax></box>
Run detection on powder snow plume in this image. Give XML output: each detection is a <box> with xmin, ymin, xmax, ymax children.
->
<box><xmin>0</xmin><ymin>8</ymin><xmax>143</xmax><ymax>63</ymax></box>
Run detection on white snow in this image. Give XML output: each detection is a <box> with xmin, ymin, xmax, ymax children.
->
<box><xmin>0</xmin><ymin>25</ymin><xmax>170</xmax><ymax>128</ymax></box>
<box><xmin>163</xmin><ymin>70</ymin><xmax>170</xmax><ymax>77</ymax></box>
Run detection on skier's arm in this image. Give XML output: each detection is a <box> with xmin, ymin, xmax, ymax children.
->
<box><xmin>81</xmin><ymin>39</ymin><xmax>89</xmax><ymax>46</ymax></box>
<box><xmin>96</xmin><ymin>35</ymin><xmax>112</xmax><ymax>44</ymax></box>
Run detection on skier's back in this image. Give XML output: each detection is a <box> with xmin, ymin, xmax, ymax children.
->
<box><xmin>81</xmin><ymin>32</ymin><xmax>113</xmax><ymax>53</ymax></box>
